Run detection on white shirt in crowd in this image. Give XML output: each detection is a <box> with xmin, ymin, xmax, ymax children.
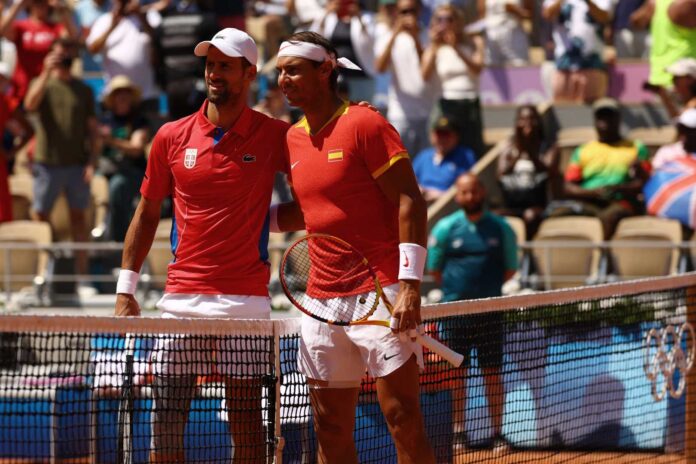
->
<box><xmin>435</xmin><ymin>43</ymin><xmax>479</xmax><ymax>100</ymax></box>
<box><xmin>375</xmin><ymin>27</ymin><xmax>437</xmax><ymax>122</ymax></box>
<box><xmin>86</xmin><ymin>11</ymin><xmax>160</xmax><ymax>100</ymax></box>
<box><xmin>543</xmin><ymin>0</ymin><xmax>614</xmax><ymax>63</ymax></box>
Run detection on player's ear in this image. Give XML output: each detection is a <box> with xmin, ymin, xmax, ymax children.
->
<box><xmin>245</xmin><ymin>63</ymin><xmax>258</xmax><ymax>82</ymax></box>
<box><xmin>318</xmin><ymin>60</ymin><xmax>333</xmax><ymax>82</ymax></box>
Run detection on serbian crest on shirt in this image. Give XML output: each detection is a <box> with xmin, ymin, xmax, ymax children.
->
<box><xmin>184</xmin><ymin>148</ymin><xmax>197</xmax><ymax>169</ymax></box>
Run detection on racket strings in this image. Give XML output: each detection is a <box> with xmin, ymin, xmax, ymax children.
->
<box><xmin>281</xmin><ymin>237</ymin><xmax>379</xmax><ymax>324</ymax></box>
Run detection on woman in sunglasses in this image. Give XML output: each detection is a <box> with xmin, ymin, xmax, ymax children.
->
<box><xmin>421</xmin><ymin>4</ymin><xmax>485</xmax><ymax>158</ymax></box>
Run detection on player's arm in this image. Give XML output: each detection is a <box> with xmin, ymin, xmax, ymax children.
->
<box><xmin>375</xmin><ymin>158</ymin><xmax>428</xmax><ymax>335</ymax></box>
<box><xmin>274</xmin><ymin>186</ymin><xmax>305</xmax><ymax>232</ymax></box>
<box><xmin>115</xmin><ymin>196</ymin><xmax>162</xmax><ymax>316</ymax></box>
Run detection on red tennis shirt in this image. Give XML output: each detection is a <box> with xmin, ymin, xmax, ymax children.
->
<box><xmin>141</xmin><ymin>102</ymin><xmax>289</xmax><ymax>296</ymax></box>
<box><xmin>286</xmin><ymin>102</ymin><xmax>409</xmax><ymax>293</ymax></box>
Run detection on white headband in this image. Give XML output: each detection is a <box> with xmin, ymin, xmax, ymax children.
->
<box><xmin>277</xmin><ymin>41</ymin><xmax>362</xmax><ymax>71</ymax></box>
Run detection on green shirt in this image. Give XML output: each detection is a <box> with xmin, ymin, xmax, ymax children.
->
<box><xmin>32</xmin><ymin>77</ymin><xmax>95</xmax><ymax>166</ymax></box>
<box><xmin>427</xmin><ymin>210</ymin><xmax>518</xmax><ymax>302</ymax></box>
<box><xmin>649</xmin><ymin>0</ymin><xmax>696</xmax><ymax>86</ymax></box>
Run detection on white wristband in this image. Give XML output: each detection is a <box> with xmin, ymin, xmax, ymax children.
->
<box><xmin>269</xmin><ymin>204</ymin><xmax>281</xmax><ymax>233</ymax></box>
<box><xmin>116</xmin><ymin>269</ymin><xmax>140</xmax><ymax>295</ymax></box>
<box><xmin>398</xmin><ymin>243</ymin><xmax>427</xmax><ymax>281</ymax></box>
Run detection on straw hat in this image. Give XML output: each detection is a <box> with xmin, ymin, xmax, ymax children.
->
<box><xmin>103</xmin><ymin>75</ymin><xmax>141</xmax><ymax>109</ymax></box>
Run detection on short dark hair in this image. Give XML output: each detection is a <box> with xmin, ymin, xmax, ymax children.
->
<box><xmin>284</xmin><ymin>31</ymin><xmax>339</xmax><ymax>92</ymax></box>
<box><xmin>50</xmin><ymin>37</ymin><xmax>79</xmax><ymax>52</ymax></box>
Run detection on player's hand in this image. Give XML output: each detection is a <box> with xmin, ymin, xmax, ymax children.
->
<box><xmin>115</xmin><ymin>293</ymin><xmax>141</xmax><ymax>316</ymax></box>
<box><xmin>391</xmin><ymin>280</ymin><xmax>422</xmax><ymax>341</ymax></box>
<box><xmin>354</xmin><ymin>100</ymin><xmax>380</xmax><ymax>114</ymax></box>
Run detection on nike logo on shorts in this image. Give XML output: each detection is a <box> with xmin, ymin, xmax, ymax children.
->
<box><xmin>383</xmin><ymin>353</ymin><xmax>398</xmax><ymax>361</ymax></box>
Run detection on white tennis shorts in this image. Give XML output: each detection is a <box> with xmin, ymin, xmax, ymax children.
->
<box><xmin>298</xmin><ymin>284</ymin><xmax>424</xmax><ymax>388</ymax></box>
<box><xmin>151</xmin><ymin>293</ymin><xmax>272</xmax><ymax>378</ymax></box>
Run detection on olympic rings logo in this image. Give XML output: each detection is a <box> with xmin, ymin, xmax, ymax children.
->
<box><xmin>643</xmin><ymin>322</ymin><xmax>695</xmax><ymax>402</ymax></box>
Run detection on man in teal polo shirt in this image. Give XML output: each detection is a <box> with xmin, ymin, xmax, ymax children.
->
<box><xmin>427</xmin><ymin>173</ymin><xmax>518</xmax><ymax>455</ymax></box>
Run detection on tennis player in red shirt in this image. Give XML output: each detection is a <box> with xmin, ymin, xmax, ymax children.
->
<box><xmin>272</xmin><ymin>31</ymin><xmax>435</xmax><ymax>464</ymax></box>
<box><xmin>114</xmin><ymin>28</ymin><xmax>288</xmax><ymax>462</ymax></box>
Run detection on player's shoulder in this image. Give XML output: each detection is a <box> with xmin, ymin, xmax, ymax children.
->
<box><xmin>250</xmin><ymin>108</ymin><xmax>291</xmax><ymax>135</ymax></box>
<box><xmin>152</xmin><ymin>113</ymin><xmax>197</xmax><ymax>147</ymax></box>
<box><xmin>345</xmin><ymin>104</ymin><xmax>389</xmax><ymax>127</ymax></box>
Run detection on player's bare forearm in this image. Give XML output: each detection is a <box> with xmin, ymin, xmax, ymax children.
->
<box><xmin>276</xmin><ymin>201</ymin><xmax>305</xmax><ymax>232</ymax></box>
<box><xmin>121</xmin><ymin>196</ymin><xmax>162</xmax><ymax>272</ymax></box>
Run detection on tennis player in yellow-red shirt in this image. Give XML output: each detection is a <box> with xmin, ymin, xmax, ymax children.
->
<box><xmin>270</xmin><ymin>31</ymin><xmax>435</xmax><ymax>464</ymax></box>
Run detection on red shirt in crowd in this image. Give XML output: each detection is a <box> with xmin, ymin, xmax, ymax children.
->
<box><xmin>10</xmin><ymin>19</ymin><xmax>65</xmax><ymax>101</ymax></box>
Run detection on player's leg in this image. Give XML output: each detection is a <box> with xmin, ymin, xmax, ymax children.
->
<box><xmin>224</xmin><ymin>377</ymin><xmax>267</xmax><ymax>462</ymax></box>
<box><xmin>150</xmin><ymin>374</ymin><xmax>197</xmax><ymax>462</ymax></box>
<box><xmin>298</xmin><ymin>313</ymin><xmax>367</xmax><ymax>464</ymax></box>
<box><xmin>375</xmin><ymin>355</ymin><xmax>435</xmax><ymax>464</ymax></box>
<box><xmin>309</xmin><ymin>383</ymin><xmax>360</xmax><ymax>464</ymax></box>
<box><xmin>476</xmin><ymin>313</ymin><xmax>508</xmax><ymax>452</ymax></box>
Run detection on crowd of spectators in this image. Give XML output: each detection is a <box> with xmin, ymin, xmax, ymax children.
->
<box><xmin>0</xmin><ymin>0</ymin><xmax>695</xmax><ymax>296</ymax></box>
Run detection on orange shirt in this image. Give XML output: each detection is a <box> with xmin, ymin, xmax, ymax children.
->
<box><xmin>286</xmin><ymin>102</ymin><xmax>409</xmax><ymax>294</ymax></box>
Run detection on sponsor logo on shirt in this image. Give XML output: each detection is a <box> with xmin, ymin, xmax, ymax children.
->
<box><xmin>184</xmin><ymin>148</ymin><xmax>198</xmax><ymax>169</ymax></box>
<box><xmin>242</xmin><ymin>153</ymin><xmax>256</xmax><ymax>163</ymax></box>
<box><xmin>327</xmin><ymin>150</ymin><xmax>343</xmax><ymax>162</ymax></box>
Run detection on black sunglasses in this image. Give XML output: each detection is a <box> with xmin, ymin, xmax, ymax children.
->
<box><xmin>398</xmin><ymin>8</ymin><xmax>417</xmax><ymax>15</ymax></box>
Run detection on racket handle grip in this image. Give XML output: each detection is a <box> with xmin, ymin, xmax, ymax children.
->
<box><xmin>417</xmin><ymin>333</ymin><xmax>464</xmax><ymax>368</ymax></box>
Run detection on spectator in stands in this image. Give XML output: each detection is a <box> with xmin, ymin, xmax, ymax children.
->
<box><xmin>97</xmin><ymin>75</ymin><xmax>149</xmax><ymax>242</ymax></box>
<box><xmin>497</xmin><ymin>105</ymin><xmax>559</xmax><ymax>238</ymax></box>
<box><xmin>24</xmin><ymin>38</ymin><xmax>99</xmax><ymax>295</ymax></box>
<box><xmin>153</xmin><ymin>0</ymin><xmax>218</xmax><ymax>119</ymax></box>
<box><xmin>422</xmin><ymin>4</ymin><xmax>486</xmax><ymax>157</ymax></box>
<box><xmin>646</xmin><ymin>0</ymin><xmax>696</xmax><ymax>89</ymax></box>
<box><xmin>86</xmin><ymin>0</ymin><xmax>160</xmax><ymax>117</ymax></box>
<box><xmin>427</xmin><ymin>172</ymin><xmax>517</xmax><ymax>455</ymax></box>
<box><xmin>0</xmin><ymin>0</ymin><xmax>78</xmax><ymax>102</ymax></box>
<box><xmin>652</xmin><ymin>108</ymin><xmax>696</xmax><ymax>169</ymax></box>
<box><xmin>287</xmin><ymin>0</ymin><xmax>326</xmax><ymax>30</ymax></box>
<box><xmin>542</xmin><ymin>0</ymin><xmax>613</xmax><ymax>103</ymax></box>
<box><xmin>73</xmin><ymin>0</ymin><xmax>110</xmax><ymax>72</ymax></box>
<box><xmin>552</xmin><ymin>98</ymin><xmax>651</xmax><ymax>238</ymax></box>
<box><xmin>651</xmin><ymin>57</ymin><xmax>696</xmax><ymax>119</ymax></box>
<box><xmin>480</xmin><ymin>0</ymin><xmax>531</xmax><ymax>66</ymax></box>
<box><xmin>413</xmin><ymin>115</ymin><xmax>476</xmax><ymax>202</ymax></box>
<box><xmin>253</xmin><ymin>74</ymin><xmax>291</xmax><ymax>123</ymax></box>
<box><xmin>609</xmin><ymin>0</ymin><xmax>649</xmax><ymax>59</ymax></box>
<box><xmin>247</xmin><ymin>0</ymin><xmax>289</xmax><ymax>63</ymax></box>
<box><xmin>311</xmin><ymin>0</ymin><xmax>377</xmax><ymax>102</ymax></box>
<box><xmin>375</xmin><ymin>0</ymin><xmax>436</xmax><ymax>156</ymax></box>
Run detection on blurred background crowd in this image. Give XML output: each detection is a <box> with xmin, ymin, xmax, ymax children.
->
<box><xmin>0</xmin><ymin>0</ymin><xmax>695</xmax><ymax>303</ymax></box>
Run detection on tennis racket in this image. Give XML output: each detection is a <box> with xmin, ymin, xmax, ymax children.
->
<box><xmin>280</xmin><ymin>234</ymin><xmax>464</xmax><ymax>367</ymax></box>
<box><xmin>117</xmin><ymin>334</ymin><xmax>135</xmax><ymax>464</ymax></box>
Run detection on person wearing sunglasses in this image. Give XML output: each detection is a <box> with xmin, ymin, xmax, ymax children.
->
<box><xmin>375</xmin><ymin>0</ymin><xmax>437</xmax><ymax>157</ymax></box>
<box><xmin>422</xmin><ymin>4</ymin><xmax>486</xmax><ymax>158</ymax></box>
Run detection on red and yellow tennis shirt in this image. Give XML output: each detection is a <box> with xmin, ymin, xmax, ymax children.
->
<box><xmin>141</xmin><ymin>102</ymin><xmax>289</xmax><ymax>296</ymax></box>
<box><xmin>286</xmin><ymin>102</ymin><xmax>409</xmax><ymax>292</ymax></box>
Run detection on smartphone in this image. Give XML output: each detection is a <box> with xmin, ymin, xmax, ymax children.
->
<box><xmin>642</xmin><ymin>81</ymin><xmax>661</xmax><ymax>94</ymax></box>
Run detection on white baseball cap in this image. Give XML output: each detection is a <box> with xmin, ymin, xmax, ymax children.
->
<box><xmin>665</xmin><ymin>58</ymin><xmax>696</xmax><ymax>78</ymax></box>
<box><xmin>678</xmin><ymin>109</ymin><xmax>696</xmax><ymax>129</ymax></box>
<box><xmin>194</xmin><ymin>28</ymin><xmax>258</xmax><ymax>66</ymax></box>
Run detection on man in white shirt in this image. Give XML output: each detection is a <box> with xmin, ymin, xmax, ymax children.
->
<box><xmin>86</xmin><ymin>0</ymin><xmax>160</xmax><ymax>111</ymax></box>
<box><xmin>375</xmin><ymin>0</ymin><xmax>437</xmax><ymax>156</ymax></box>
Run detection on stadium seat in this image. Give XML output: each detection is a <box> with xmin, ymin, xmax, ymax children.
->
<box><xmin>531</xmin><ymin>216</ymin><xmax>604</xmax><ymax>289</ymax></box>
<box><xmin>0</xmin><ymin>220</ymin><xmax>52</xmax><ymax>294</ymax></box>
<box><xmin>610</xmin><ymin>216</ymin><xmax>682</xmax><ymax>280</ymax></box>
<box><xmin>9</xmin><ymin>174</ymin><xmax>33</xmax><ymax>220</ymax></box>
<box><xmin>144</xmin><ymin>218</ymin><xmax>173</xmax><ymax>292</ymax></box>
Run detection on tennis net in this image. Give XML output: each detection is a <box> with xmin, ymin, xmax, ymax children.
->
<box><xmin>0</xmin><ymin>273</ymin><xmax>694</xmax><ymax>463</ymax></box>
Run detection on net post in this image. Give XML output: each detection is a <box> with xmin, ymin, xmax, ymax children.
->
<box><xmin>687</xmin><ymin>284</ymin><xmax>696</xmax><ymax>462</ymax></box>
<box><xmin>273</xmin><ymin>323</ymin><xmax>285</xmax><ymax>464</ymax></box>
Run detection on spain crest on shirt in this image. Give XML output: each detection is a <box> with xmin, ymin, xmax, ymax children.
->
<box><xmin>184</xmin><ymin>148</ymin><xmax>197</xmax><ymax>169</ymax></box>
